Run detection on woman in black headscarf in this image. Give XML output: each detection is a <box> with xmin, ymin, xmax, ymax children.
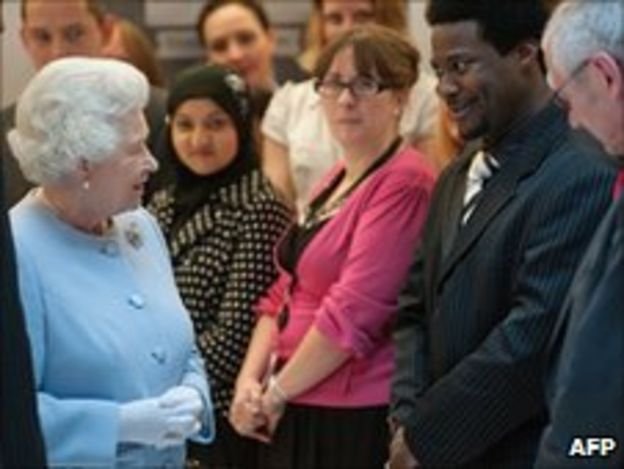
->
<box><xmin>148</xmin><ymin>64</ymin><xmax>292</xmax><ymax>469</ymax></box>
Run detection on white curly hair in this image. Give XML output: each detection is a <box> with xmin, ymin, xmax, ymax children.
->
<box><xmin>7</xmin><ymin>57</ymin><xmax>149</xmax><ymax>185</ymax></box>
<box><xmin>542</xmin><ymin>0</ymin><xmax>624</xmax><ymax>76</ymax></box>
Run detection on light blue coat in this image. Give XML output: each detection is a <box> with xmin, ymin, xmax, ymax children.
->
<box><xmin>10</xmin><ymin>194</ymin><xmax>215</xmax><ymax>468</ymax></box>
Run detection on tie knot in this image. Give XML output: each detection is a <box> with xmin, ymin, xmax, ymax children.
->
<box><xmin>467</xmin><ymin>151</ymin><xmax>499</xmax><ymax>183</ymax></box>
<box><xmin>461</xmin><ymin>151</ymin><xmax>500</xmax><ymax>225</ymax></box>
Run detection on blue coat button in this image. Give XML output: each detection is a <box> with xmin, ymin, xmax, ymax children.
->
<box><xmin>128</xmin><ymin>294</ymin><xmax>145</xmax><ymax>309</ymax></box>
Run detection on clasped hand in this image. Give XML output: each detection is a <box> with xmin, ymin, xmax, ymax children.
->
<box><xmin>228</xmin><ymin>377</ymin><xmax>285</xmax><ymax>444</ymax></box>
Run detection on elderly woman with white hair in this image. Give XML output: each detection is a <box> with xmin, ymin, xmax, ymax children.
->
<box><xmin>7</xmin><ymin>57</ymin><xmax>215</xmax><ymax>468</ymax></box>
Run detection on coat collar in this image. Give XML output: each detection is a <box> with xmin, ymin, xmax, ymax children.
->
<box><xmin>437</xmin><ymin>103</ymin><xmax>567</xmax><ymax>288</ymax></box>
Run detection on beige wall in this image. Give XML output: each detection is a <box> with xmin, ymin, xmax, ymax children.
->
<box><xmin>1</xmin><ymin>1</ymin><xmax>35</xmax><ymax>107</ymax></box>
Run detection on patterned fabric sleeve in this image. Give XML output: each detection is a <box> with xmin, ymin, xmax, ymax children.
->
<box><xmin>195</xmin><ymin>199</ymin><xmax>291</xmax><ymax>412</ymax></box>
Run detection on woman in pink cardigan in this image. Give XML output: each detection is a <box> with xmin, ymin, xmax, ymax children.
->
<box><xmin>230</xmin><ymin>25</ymin><xmax>435</xmax><ymax>469</ymax></box>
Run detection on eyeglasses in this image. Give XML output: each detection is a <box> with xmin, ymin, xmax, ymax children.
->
<box><xmin>314</xmin><ymin>77</ymin><xmax>393</xmax><ymax>99</ymax></box>
<box><xmin>551</xmin><ymin>59</ymin><xmax>590</xmax><ymax>111</ymax></box>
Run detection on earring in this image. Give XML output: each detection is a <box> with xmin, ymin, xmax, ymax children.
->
<box><xmin>82</xmin><ymin>180</ymin><xmax>91</xmax><ymax>190</ymax></box>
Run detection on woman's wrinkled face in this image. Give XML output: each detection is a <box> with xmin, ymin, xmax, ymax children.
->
<box><xmin>171</xmin><ymin>98</ymin><xmax>239</xmax><ymax>176</ymax></box>
<box><xmin>89</xmin><ymin>109</ymin><xmax>158</xmax><ymax>215</ymax></box>
<box><xmin>202</xmin><ymin>4</ymin><xmax>275</xmax><ymax>90</ymax></box>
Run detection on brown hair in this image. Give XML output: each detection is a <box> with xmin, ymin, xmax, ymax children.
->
<box><xmin>114</xmin><ymin>18</ymin><xmax>164</xmax><ymax>87</ymax></box>
<box><xmin>314</xmin><ymin>0</ymin><xmax>407</xmax><ymax>38</ymax></box>
<box><xmin>299</xmin><ymin>0</ymin><xmax>407</xmax><ymax>71</ymax></box>
<box><xmin>314</xmin><ymin>24</ymin><xmax>419</xmax><ymax>92</ymax></box>
<box><xmin>21</xmin><ymin>0</ymin><xmax>105</xmax><ymax>23</ymax></box>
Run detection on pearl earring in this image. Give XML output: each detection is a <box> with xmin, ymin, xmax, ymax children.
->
<box><xmin>82</xmin><ymin>180</ymin><xmax>91</xmax><ymax>190</ymax></box>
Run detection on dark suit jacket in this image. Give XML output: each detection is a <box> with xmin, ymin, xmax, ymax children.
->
<box><xmin>1</xmin><ymin>144</ymin><xmax>46</xmax><ymax>467</ymax></box>
<box><xmin>534</xmin><ymin>192</ymin><xmax>624</xmax><ymax>468</ymax></box>
<box><xmin>391</xmin><ymin>104</ymin><xmax>616</xmax><ymax>467</ymax></box>
<box><xmin>1</xmin><ymin>86</ymin><xmax>166</xmax><ymax>207</ymax></box>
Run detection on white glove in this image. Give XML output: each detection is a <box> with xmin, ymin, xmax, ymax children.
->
<box><xmin>158</xmin><ymin>386</ymin><xmax>204</xmax><ymax>421</ymax></box>
<box><xmin>158</xmin><ymin>386</ymin><xmax>204</xmax><ymax>447</ymax></box>
<box><xmin>118</xmin><ymin>388</ymin><xmax>203</xmax><ymax>449</ymax></box>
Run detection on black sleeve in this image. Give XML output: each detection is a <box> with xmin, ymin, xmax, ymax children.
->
<box><xmin>1</xmin><ymin>141</ymin><xmax>47</xmax><ymax>467</ymax></box>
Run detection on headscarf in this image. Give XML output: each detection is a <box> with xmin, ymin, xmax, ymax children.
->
<box><xmin>158</xmin><ymin>64</ymin><xmax>259</xmax><ymax>230</ymax></box>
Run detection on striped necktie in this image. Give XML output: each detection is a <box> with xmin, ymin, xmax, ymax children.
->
<box><xmin>461</xmin><ymin>150</ymin><xmax>499</xmax><ymax>224</ymax></box>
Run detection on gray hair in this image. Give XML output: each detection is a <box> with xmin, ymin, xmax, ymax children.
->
<box><xmin>542</xmin><ymin>1</ymin><xmax>624</xmax><ymax>75</ymax></box>
<box><xmin>7</xmin><ymin>57</ymin><xmax>149</xmax><ymax>185</ymax></box>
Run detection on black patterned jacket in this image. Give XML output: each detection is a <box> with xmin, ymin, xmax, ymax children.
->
<box><xmin>148</xmin><ymin>169</ymin><xmax>292</xmax><ymax>416</ymax></box>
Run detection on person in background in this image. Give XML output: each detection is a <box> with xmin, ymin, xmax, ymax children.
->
<box><xmin>147</xmin><ymin>64</ymin><xmax>292</xmax><ymax>469</ymax></box>
<box><xmin>229</xmin><ymin>25</ymin><xmax>435</xmax><ymax>469</ymax></box>
<box><xmin>1</xmin><ymin>0</ymin><xmax>167</xmax><ymax>207</ymax></box>
<box><xmin>102</xmin><ymin>16</ymin><xmax>165</xmax><ymax>88</ymax></box>
<box><xmin>298</xmin><ymin>0</ymin><xmax>407</xmax><ymax>73</ymax></box>
<box><xmin>535</xmin><ymin>2</ymin><xmax>624</xmax><ymax>466</ymax></box>
<box><xmin>388</xmin><ymin>0</ymin><xmax>616</xmax><ymax>467</ymax></box>
<box><xmin>261</xmin><ymin>0</ymin><xmax>439</xmax><ymax>215</ymax></box>
<box><xmin>8</xmin><ymin>57</ymin><xmax>214</xmax><ymax>467</ymax></box>
<box><xmin>196</xmin><ymin>0</ymin><xmax>307</xmax><ymax>118</ymax></box>
<box><xmin>0</xmin><ymin>1</ymin><xmax>47</xmax><ymax>465</ymax></box>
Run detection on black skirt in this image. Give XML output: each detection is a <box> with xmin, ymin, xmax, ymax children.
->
<box><xmin>187</xmin><ymin>414</ymin><xmax>260</xmax><ymax>469</ymax></box>
<box><xmin>257</xmin><ymin>404</ymin><xmax>389</xmax><ymax>469</ymax></box>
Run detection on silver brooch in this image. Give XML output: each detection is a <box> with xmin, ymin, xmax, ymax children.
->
<box><xmin>124</xmin><ymin>222</ymin><xmax>144</xmax><ymax>249</ymax></box>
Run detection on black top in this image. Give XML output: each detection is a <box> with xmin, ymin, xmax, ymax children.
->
<box><xmin>148</xmin><ymin>169</ymin><xmax>291</xmax><ymax>416</ymax></box>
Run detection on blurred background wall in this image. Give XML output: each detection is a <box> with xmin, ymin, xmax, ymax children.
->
<box><xmin>1</xmin><ymin>0</ymin><xmax>431</xmax><ymax>107</ymax></box>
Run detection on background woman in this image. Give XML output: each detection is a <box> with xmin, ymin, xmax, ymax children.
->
<box><xmin>148</xmin><ymin>64</ymin><xmax>292</xmax><ymax>469</ymax></box>
<box><xmin>230</xmin><ymin>25</ymin><xmax>435</xmax><ymax>469</ymax></box>
<box><xmin>196</xmin><ymin>0</ymin><xmax>307</xmax><ymax>118</ymax></box>
<box><xmin>298</xmin><ymin>0</ymin><xmax>408</xmax><ymax>73</ymax></box>
<box><xmin>7</xmin><ymin>57</ymin><xmax>214</xmax><ymax>467</ymax></box>
<box><xmin>261</xmin><ymin>0</ymin><xmax>438</xmax><ymax>214</ymax></box>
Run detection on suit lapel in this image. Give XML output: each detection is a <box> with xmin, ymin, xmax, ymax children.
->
<box><xmin>440</xmin><ymin>153</ymin><xmax>471</xmax><ymax>263</ymax></box>
<box><xmin>437</xmin><ymin>104</ymin><xmax>567</xmax><ymax>290</ymax></box>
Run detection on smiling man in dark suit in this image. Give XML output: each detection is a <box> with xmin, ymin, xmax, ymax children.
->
<box><xmin>389</xmin><ymin>0</ymin><xmax>616</xmax><ymax>467</ymax></box>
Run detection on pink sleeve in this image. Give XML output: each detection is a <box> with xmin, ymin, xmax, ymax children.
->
<box><xmin>314</xmin><ymin>172</ymin><xmax>433</xmax><ymax>358</ymax></box>
<box><xmin>254</xmin><ymin>271</ymin><xmax>290</xmax><ymax>318</ymax></box>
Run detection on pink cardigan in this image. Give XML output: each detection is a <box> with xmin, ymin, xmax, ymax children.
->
<box><xmin>255</xmin><ymin>146</ymin><xmax>435</xmax><ymax>407</ymax></box>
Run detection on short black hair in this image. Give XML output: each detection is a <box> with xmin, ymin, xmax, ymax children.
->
<box><xmin>426</xmin><ymin>0</ymin><xmax>550</xmax><ymax>55</ymax></box>
<box><xmin>196</xmin><ymin>0</ymin><xmax>271</xmax><ymax>48</ymax></box>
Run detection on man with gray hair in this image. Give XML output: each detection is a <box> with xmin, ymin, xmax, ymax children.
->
<box><xmin>537</xmin><ymin>1</ymin><xmax>624</xmax><ymax>467</ymax></box>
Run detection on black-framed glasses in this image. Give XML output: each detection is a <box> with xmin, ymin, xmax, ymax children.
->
<box><xmin>314</xmin><ymin>77</ymin><xmax>393</xmax><ymax>99</ymax></box>
<box><xmin>550</xmin><ymin>59</ymin><xmax>590</xmax><ymax>111</ymax></box>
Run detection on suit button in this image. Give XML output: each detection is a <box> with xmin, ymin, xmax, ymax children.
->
<box><xmin>128</xmin><ymin>294</ymin><xmax>145</xmax><ymax>309</ymax></box>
